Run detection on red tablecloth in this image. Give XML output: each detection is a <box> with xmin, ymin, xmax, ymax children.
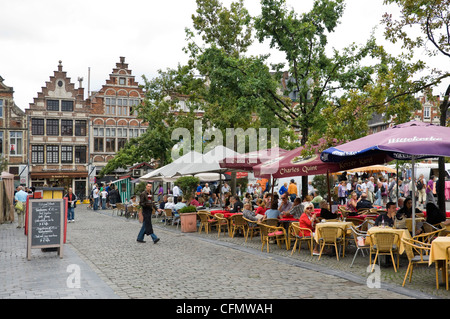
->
<box><xmin>210</xmin><ymin>210</ymin><xmax>240</xmax><ymax>219</ymax></box>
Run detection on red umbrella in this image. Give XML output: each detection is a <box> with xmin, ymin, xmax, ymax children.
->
<box><xmin>219</xmin><ymin>147</ymin><xmax>288</xmax><ymax>171</ymax></box>
<box><xmin>253</xmin><ymin>146</ymin><xmax>390</xmax><ymax>178</ymax></box>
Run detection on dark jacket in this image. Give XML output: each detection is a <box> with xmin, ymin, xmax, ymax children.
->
<box><xmin>140</xmin><ymin>190</ymin><xmax>156</xmax><ymax>213</ymax></box>
<box><xmin>64</xmin><ymin>192</ymin><xmax>78</xmax><ymax>208</ymax></box>
<box><xmin>108</xmin><ymin>189</ymin><xmax>121</xmax><ymax>205</ymax></box>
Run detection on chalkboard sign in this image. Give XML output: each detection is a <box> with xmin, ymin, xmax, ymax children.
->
<box><xmin>27</xmin><ymin>199</ymin><xmax>65</xmax><ymax>260</ymax></box>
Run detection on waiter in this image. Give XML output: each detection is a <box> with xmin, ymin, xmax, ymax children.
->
<box><xmin>136</xmin><ymin>182</ymin><xmax>160</xmax><ymax>244</ymax></box>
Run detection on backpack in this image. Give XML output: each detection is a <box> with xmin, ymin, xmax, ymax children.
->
<box><xmin>417</xmin><ymin>180</ymin><xmax>423</xmax><ymax>190</ymax></box>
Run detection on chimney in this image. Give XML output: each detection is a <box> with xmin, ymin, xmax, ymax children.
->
<box><xmin>58</xmin><ymin>60</ymin><xmax>63</xmax><ymax>72</ymax></box>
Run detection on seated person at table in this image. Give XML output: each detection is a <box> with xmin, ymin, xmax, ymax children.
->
<box><xmin>156</xmin><ymin>195</ymin><xmax>169</xmax><ymax>217</ymax></box>
<box><xmin>164</xmin><ymin>197</ymin><xmax>175</xmax><ymax>211</ymax></box>
<box><xmin>264</xmin><ymin>202</ymin><xmax>281</xmax><ymax>219</ymax></box>
<box><xmin>208</xmin><ymin>193</ymin><xmax>220</xmax><ymax>207</ymax></box>
<box><xmin>425</xmin><ymin>202</ymin><xmax>446</xmax><ymax>225</ymax></box>
<box><xmin>286</xmin><ymin>197</ymin><xmax>303</xmax><ymax>219</ymax></box>
<box><xmin>174</xmin><ymin>197</ymin><xmax>187</xmax><ymax>212</ymax></box>
<box><xmin>243</xmin><ymin>203</ymin><xmax>263</xmax><ymax>223</ymax></box>
<box><xmin>374</xmin><ymin>202</ymin><xmax>396</xmax><ymax>227</ymax></box>
<box><xmin>278</xmin><ymin>193</ymin><xmax>293</xmax><ymax>216</ymax></box>
<box><xmin>345</xmin><ymin>192</ymin><xmax>358</xmax><ymax>216</ymax></box>
<box><xmin>254</xmin><ymin>198</ymin><xmax>267</xmax><ymax>216</ymax></box>
<box><xmin>230</xmin><ymin>195</ymin><xmax>244</xmax><ymax>213</ymax></box>
<box><xmin>396</xmin><ymin>197</ymin><xmax>424</xmax><ymax>219</ymax></box>
<box><xmin>126</xmin><ymin>195</ymin><xmax>140</xmax><ymax>214</ymax></box>
<box><xmin>311</xmin><ymin>192</ymin><xmax>323</xmax><ymax>208</ymax></box>
<box><xmin>356</xmin><ymin>192</ymin><xmax>373</xmax><ymax>210</ymax></box>
<box><xmin>299</xmin><ymin>203</ymin><xmax>320</xmax><ymax>255</ymax></box>
<box><xmin>319</xmin><ymin>200</ymin><xmax>338</xmax><ymax>220</ymax></box>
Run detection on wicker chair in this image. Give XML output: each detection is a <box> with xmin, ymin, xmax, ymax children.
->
<box><xmin>242</xmin><ymin>216</ymin><xmax>260</xmax><ymax>242</ymax></box>
<box><xmin>163</xmin><ymin>209</ymin><xmax>174</xmax><ymax>226</ymax></box>
<box><xmin>259</xmin><ymin>223</ymin><xmax>288</xmax><ymax>253</ymax></box>
<box><xmin>263</xmin><ymin>218</ymin><xmax>279</xmax><ymax>227</ymax></box>
<box><xmin>350</xmin><ymin>226</ymin><xmax>370</xmax><ymax>268</ymax></box>
<box><xmin>229</xmin><ymin>214</ymin><xmax>247</xmax><ymax>238</ymax></box>
<box><xmin>289</xmin><ymin>223</ymin><xmax>313</xmax><ymax>256</ymax></box>
<box><xmin>197</xmin><ymin>212</ymin><xmax>217</xmax><ymax>234</ymax></box>
<box><xmin>112</xmin><ymin>203</ymin><xmax>125</xmax><ymax>217</ymax></box>
<box><xmin>213</xmin><ymin>213</ymin><xmax>229</xmax><ymax>238</ymax></box>
<box><xmin>413</xmin><ymin>228</ymin><xmax>442</xmax><ymax>244</ymax></box>
<box><xmin>401</xmin><ymin>237</ymin><xmax>431</xmax><ymax>287</ymax></box>
<box><xmin>317</xmin><ymin>226</ymin><xmax>343</xmax><ymax>261</ymax></box>
<box><xmin>369</xmin><ymin>231</ymin><xmax>400</xmax><ymax>272</ymax></box>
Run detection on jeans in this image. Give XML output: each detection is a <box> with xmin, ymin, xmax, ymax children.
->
<box><xmin>68</xmin><ymin>207</ymin><xmax>75</xmax><ymax>221</ymax></box>
<box><xmin>102</xmin><ymin>198</ymin><xmax>107</xmax><ymax>209</ymax></box>
<box><xmin>93</xmin><ymin>197</ymin><xmax>99</xmax><ymax>210</ymax></box>
<box><xmin>137</xmin><ymin>223</ymin><xmax>158</xmax><ymax>242</ymax></box>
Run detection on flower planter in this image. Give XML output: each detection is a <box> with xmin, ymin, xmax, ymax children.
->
<box><xmin>180</xmin><ymin>212</ymin><xmax>198</xmax><ymax>233</ymax></box>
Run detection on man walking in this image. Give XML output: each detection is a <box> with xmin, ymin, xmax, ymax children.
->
<box><xmin>137</xmin><ymin>183</ymin><xmax>160</xmax><ymax>244</ymax></box>
<box><xmin>14</xmin><ymin>186</ymin><xmax>28</xmax><ymax>228</ymax></box>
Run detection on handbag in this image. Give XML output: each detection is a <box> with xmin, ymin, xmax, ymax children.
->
<box><xmin>15</xmin><ymin>201</ymin><xmax>24</xmax><ymax>212</ymax></box>
<box><xmin>394</xmin><ymin>216</ymin><xmax>406</xmax><ymax>229</ymax></box>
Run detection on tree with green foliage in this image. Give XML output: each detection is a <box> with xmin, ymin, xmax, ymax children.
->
<box><xmin>382</xmin><ymin>0</ymin><xmax>450</xmax><ymax>214</ymax></box>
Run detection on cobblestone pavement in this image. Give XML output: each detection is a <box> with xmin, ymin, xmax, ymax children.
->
<box><xmin>1</xmin><ymin>204</ymin><xmax>449</xmax><ymax>299</ymax></box>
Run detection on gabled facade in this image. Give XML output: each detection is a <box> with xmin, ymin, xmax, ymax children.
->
<box><xmin>0</xmin><ymin>76</ymin><xmax>28</xmax><ymax>185</ymax></box>
<box><xmin>25</xmin><ymin>61</ymin><xmax>90</xmax><ymax>198</ymax></box>
<box><xmin>87</xmin><ymin>57</ymin><xmax>148</xmax><ymax>177</ymax></box>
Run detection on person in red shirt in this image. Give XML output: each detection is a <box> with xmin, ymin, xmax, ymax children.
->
<box><xmin>299</xmin><ymin>203</ymin><xmax>320</xmax><ymax>255</ymax></box>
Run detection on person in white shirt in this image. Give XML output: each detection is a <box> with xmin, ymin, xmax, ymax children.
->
<box><xmin>93</xmin><ymin>185</ymin><xmax>100</xmax><ymax>210</ymax></box>
<box><xmin>172</xmin><ymin>185</ymin><xmax>181</xmax><ymax>203</ymax></box>
<box><xmin>101</xmin><ymin>188</ymin><xmax>108</xmax><ymax>209</ymax></box>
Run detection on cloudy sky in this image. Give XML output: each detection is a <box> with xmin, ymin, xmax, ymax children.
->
<box><xmin>1</xmin><ymin>0</ymin><xmax>447</xmax><ymax>111</ymax></box>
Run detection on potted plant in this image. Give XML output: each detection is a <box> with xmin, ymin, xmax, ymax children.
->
<box><xmin>177</xmin><ymin>204</ymin><xmax>199</xmax><ymax>233</ymax></box>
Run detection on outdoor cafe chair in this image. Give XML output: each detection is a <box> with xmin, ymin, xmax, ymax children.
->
<box><xmin>214</xmin><ymin>213</ymin><xmax>230</xmax><ymax>238</ymax></box>
<box><xmin>197</xmin><ymin>212</ymin><xmax>217</xmax><ymax>234</ymax></box>
<box><xmin>112</xmin><ymin>203</ymin><xmax>125</xmax><ymax>217</ymax></box>
<box><xmin>259</xmin><ymin>223</ymin><xmax>289</xmax><ymax>253</ymax></box>
<box><xmin>263</xmin><ymin>218</ymin><xmax>279</xmax><ymax>227</ymax></box>
<box><xmin>317</xmin><ymin>226</ymin><xmax>343</xmax><ymax>261</ymax></box>
<box><xmin>401</xmin><ymin>237</ymin><xmax>431</xmax><ymax>287</ymax></box>
<box><xmin>230</xmin><ymin>214</ymin><xmax>247</xmax><ymax>238</ymax></box>
<box><xmin>369</xmin><ymin>231</ymin><xmax>400</xmax><ymax>273</ymax></box>
<box><xmin>242</xmin><ymin>216</ymin><xmax>260</xmax><ymax>242</ymax></box>
<box><xmin>163</xmin><ymin>209</ymin><xmax>174</xmax><ymax>226</ymax></box>
<box><xmin>290</xmin><ymin>223</ymin><xmax>313</xmax><ymax>256</ymax></box>
<box><xmin>350</xmin><ymin>226</ymin><xmax>370</xmax><ymax>268</ymax></box>
<box><xmin>413</xmin><ymin>228</ymin><xmax>442</xmax><ymax>245</ymax></box>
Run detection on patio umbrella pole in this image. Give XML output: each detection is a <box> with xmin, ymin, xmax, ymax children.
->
<box><xmin>411</xmin><ymin>155</ymin><xmax>416</xmax><ymax>237</ymax></box>
<box><xmin>327</xmin><ymin>169</ymin><xmax>333</xmax><ymax>214</ymax></box>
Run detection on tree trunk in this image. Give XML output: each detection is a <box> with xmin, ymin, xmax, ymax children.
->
<box><xmin>437</xmin><ymin>83</ymin><xmax>450</xmax><ymax>215</ymax></box>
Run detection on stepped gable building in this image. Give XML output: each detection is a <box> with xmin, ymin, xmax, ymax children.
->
<box><xmin>0</xmin><ymin>76</ymin><xmax>28</xmax><ymax>184</ymax></box>
<box><xmin>25</xmin><ymin>61</ymin><xmax>90</xmax><ymax>198</ymax></box>
<box><xmin>88</xmin><ymin>56</ymin><xmax>148</xmax><ymax>178</ymax></box>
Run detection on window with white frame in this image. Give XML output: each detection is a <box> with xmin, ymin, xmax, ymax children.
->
<box><xmin>423</xmin><ymin>106</ymin><xmax>431</xmax><ymax>118</ymax></box>
<box><xmin>9</xmin><ymin>131</ymin><xmax>22</xmax><ymax>155</ymax></box>
<box><xmin>46</xmin><ymin>145</ymin><xmax>59</xmax><ymax>164</ymax></box>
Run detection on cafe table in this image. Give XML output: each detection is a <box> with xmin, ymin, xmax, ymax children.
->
<box><xmin>314</xmin><ymin>221</ymin><xmax>354</xmax><ymax>243</ymax></box>
<box><xmin>366</xmin><ymin>226</ymin><xmax>411</xmax><ymax>254</ymax></box>
<box><xmin>428</xmin><ymin>236</ymin><xmax>450</xmax><ymax>289</ymax></box>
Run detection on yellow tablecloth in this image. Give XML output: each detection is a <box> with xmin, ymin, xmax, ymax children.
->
<box><xmin>366</xmin><ymin>227</ymin><xmax>411</xmax><ymax>254</ymax></box>
<box><xmin>429</xmin><ymin>237</ymin><xmax>450</xmax><ymax>266</ymax></box>
<box><xmin>314</xmin><ymin>221</ymin><xmax>353</xmax><ymax>243</ymax></box>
